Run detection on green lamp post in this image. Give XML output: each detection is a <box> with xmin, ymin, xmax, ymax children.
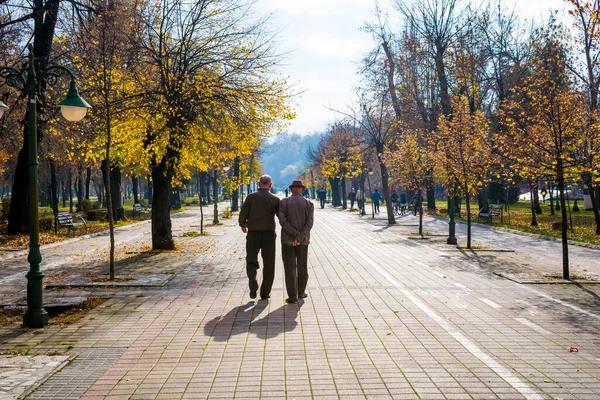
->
<box><xmin>0</xmin><ymin>45</ymin><xmax>91</xmax><ymax>328</ymax></box>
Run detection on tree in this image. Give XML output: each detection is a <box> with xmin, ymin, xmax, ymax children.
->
<box><xmin>498</xmin><ymin>34</ymin><xmax>587</xmax><ymax>278</ymax></box>
<box><xmin>131</xmin><ymin>0</ymin><xmax>294</xmax><ymax>249</ymax></box>
<box><xmin>384</xmin><ymin>130</ymin><xmax>432</xmax><ymax>234</ymax></box>
<box><xmin>566</xmin><ymin>0</ymin><xmax>600</xmax><ymax>234</ymax></box>
<box><xmin>432</xmin><ymin>95</ymin><xmax>491</xmax><ymax>249</ymax></box>
<box><xmin>2</xmin><ymin>0</ymin><xmax>92</xmax><ymax>234</ymax></box>
<box><xmin>319</xmin><ymin>124</ymin><xmax>363</xmax><ymax>209</ymax></box>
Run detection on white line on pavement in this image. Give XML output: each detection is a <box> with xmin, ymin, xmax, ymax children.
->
<box><xmin>516</xmin><ymin>318</ymin><xmax>552</xmax><ymax>335</ymax></box>
<box><xmin>479</xmin><ymin>298</ymin><xmax>502</xmax><ymax>309</ymax></box>
<box><xmin>320</xmin><ymin>222</ymin><xmax>544</xmax><ymax>400</ymax></box>
<box><xmin>453</xmin><ymin>282</ymin><xmax>467</xmax><ymax>289</ymax></box>
<box><xmin>523</xmin><ymin>286</ymin><xmax>600</xmax><ymax>321</ymax></box>
<box><xmin>415</xmin><ymin>261</ymin><xmax>429</xmax><ymax>268</ymax></box>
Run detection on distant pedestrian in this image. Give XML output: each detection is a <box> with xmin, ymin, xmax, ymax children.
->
<box><xmin>400</xmin><ymin>193</ymin><xmax>407</xmax><ymax>215</ymax></box>
<box><xmin>284</xmin><ymin>188</ymin><xmax>289</xmax><ymax>198</ymax></box>
<box><xmin>391</xmin><ymin>191</ymin><xmax>399</xmax><ymax>214</ymax></box>
<box><xmin>372</xmin><ymin>189</ymin><xmax>382</xmax><ymax>213</ymax></box>
<box><xmin>317</xmin><ymin>187</ymin><xmax>327</xmax><ymax>209</ymax></box>
<box><xmin>348</xmin><ymin>188</ymin><xmax>357</xmax><ymax>209</ymax></box>
<box><xmin>239</xmin><ymin>175</ymin><xmax>280</xmax><ymax>300</ymax></box>
<box><xmin>279</xmin><ymin>180</ymin><xmax>314</xmax><ymax>304</ymax></box>
<box><xmin>356</xmin><ymin>189</ymin><xmax>366</xmax><ymax>215</ymax></box>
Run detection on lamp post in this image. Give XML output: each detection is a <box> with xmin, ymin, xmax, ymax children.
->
<box><xmin>367</xmin><ymin>168</ymin><xmax>375</xmax><ymax>219</ymax></box>
<box><xmin>0</xmin><ymin>45</ymin><xmax>91</xmax><ymax>328</ymax></box>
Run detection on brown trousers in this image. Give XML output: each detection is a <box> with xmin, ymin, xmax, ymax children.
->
<box><xmin>282</xmin><ymin>243</ymin><xmax>309</xmax><ymax>298</ymax></box>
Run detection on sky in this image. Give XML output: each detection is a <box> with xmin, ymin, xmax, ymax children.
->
<box><xmin>257</xmin><ymin>0</ymin><xmax>569</xmax><ymax>135</ymax></box>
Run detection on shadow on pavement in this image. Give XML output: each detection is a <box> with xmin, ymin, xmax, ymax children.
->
<box><xmin>204</xmin><ymin>300</ymin><xmax>302</xmax><ymax>341</ymax></box>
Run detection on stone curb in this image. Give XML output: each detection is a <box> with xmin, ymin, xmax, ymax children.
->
<box><xmin>17</xmin><ymin>355</ymin><xmax>74</xmax><ymax>400</ymax></box>
<box><xmin>0</xmin><ymin>210</ymin><xmax>192</xmax><ymax>263</ymax></box>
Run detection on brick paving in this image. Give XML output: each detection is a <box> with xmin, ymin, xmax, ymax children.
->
<box><xmin>0</xmin><ymin>204</ymin><xmax>599</xmax><ymax>399</ymax></box>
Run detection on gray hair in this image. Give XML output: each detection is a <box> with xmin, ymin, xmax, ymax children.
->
<box><xmin>259</xmin><ymin>175</ymin><xmax>272</xmax><ymax>185</ymax></box>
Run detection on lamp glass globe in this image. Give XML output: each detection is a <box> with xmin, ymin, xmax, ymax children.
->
<box><xmin>60</xmin><ymin>105</ymin><xmax>88</xmax><ymax>122</ymax></box>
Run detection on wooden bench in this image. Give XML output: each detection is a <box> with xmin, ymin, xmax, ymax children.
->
<box><xmin>56</xmin><ymin>212</ymin><xmax>87</xmax><ymax>232</ymax></box>
<box><xmin>133</xmin><ymin>203</ymin><xmax>151</xmax><ymax>218</ymax></box>
<box><xmin>478</xmin><ymin>204</ymin><xmax>502</xmax><ymax>224</ymax></box>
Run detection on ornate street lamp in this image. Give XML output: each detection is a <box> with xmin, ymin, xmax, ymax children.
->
<box><xmin>0</xmin><ymin>45</ymin><xmax>91</xmax><ymax>328</ymax></box>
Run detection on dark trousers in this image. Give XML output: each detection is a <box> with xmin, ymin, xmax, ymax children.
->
<box><xmin>350</xmin><ymin>199</ymin><xmax>355</xmax><ymax>209</ymax></box>
<box><xmin>282</xmin><ymin>243</ymin><xmax>309</xmax><ymax>298</ymax></box>
<box><xmin>374</xmin><ymin>201</ymin><xmax>380</xmax><ymax>213</ymax></box>
<box><xmin>246</xmin><ymin>230</ymin><xmax>276</xmax><ymax>298</ymax></box>
<box><xmin>358</xmin><ymin>199</ymin><xmax>365</xmax><ymax>215</ymax></box>
<box><xmin>319</xmin><ymin>198</ymin><xmax>325</xmax><ymax>208</ymax></box>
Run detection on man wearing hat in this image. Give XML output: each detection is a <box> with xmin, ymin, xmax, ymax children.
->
<box><xmin>279</xmin><ymin>180</ymin><xmax>314</xmax><ymax>303</ymax></box>
<box><xmin>239</xmin><ymin>174</ymin><xmax>280</xmax><ymax>300</ymax></box>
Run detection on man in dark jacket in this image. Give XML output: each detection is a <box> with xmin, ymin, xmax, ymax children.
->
<box><xmin>279</xmin><ymin>180</ymin><xmax>314</xmax><ymax>304</ymax></box>
<box><xmin>239</xmin><ymin>175</ymin><xmax>280</xmax><ymax>300</ymax></box>
<box><xmin>316</xmin><ymin>187</ymin><xmax>327</xmax><ymax>209</ymax></box>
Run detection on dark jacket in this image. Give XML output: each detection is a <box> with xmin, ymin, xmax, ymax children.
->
<box><xmin>279</xmin><ymin>194</ymin><xmax>314</xmax><ymax>245</ymax></box>
<box><xmin>239</xmin><ymin>189</ymin><xmax>280</xmax><ymax>231</ymax></box>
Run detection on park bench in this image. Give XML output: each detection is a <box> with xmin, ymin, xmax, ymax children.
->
<box><xmin>478</xmin><ymin>204</ymin><xmax>502</xmax><ymax>224</ymax></box>
<box><xmin>56</xmin><ymin>212</ymin><xmax>87</xmax><ymax>233</ymax></box>
<box><xmin>133</xmin><ymin>203</ymin><xmax>151</xmax><ymax>218</ymax></box>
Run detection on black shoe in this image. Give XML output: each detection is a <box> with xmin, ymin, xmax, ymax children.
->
<box><xmin>250</xmin><ymin>290</ymin><xmax>257</xmax><ymax>299</ymax></box>
<box><xmin>260</xmin><ymin>295</ymin><xmax>270</xmax><ymax>300</ymax></box>
<box><xmin>285</xmin><ymin>297</ymin><xmax>298</xmax><ymax>304</ymax></box>
<box><xmin>298</xmin><ymin>292</ymin><xmax>308</xmax><ymax>299</ymax></box>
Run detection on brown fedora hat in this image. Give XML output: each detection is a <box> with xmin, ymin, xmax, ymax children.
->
<box><xmin>289</xmin><ymin>180</ymin><xmax>306</xmax><ymax>190</ymax></box>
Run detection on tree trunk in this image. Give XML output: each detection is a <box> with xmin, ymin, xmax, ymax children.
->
<box><xmin>529</xmin><ymin>179</ymin><xmax>538</xmax><ymax>227</ymax></box>
<box><xmin>7</xmin><ymin>145</ymin><xmax>29</xmax><ymax>234</ymax></box>
<box><xmin>147</xmin><ymin>175</ymin><xmax>153</xmax><ymax>205</ymax></box>
<box><xmin>68</xmin><ymin>170</ymin><xmax>73</xmax><ymax>213</ymax></box>
<box><xmin>382</xmin><ymin>40</ymin><xmax>402</xmax><ymax>119</ymax></box>
<box><xmin>132</xmin><ymin>176</ymin><xmax>139</xmax><ymax>204</ymax></box>
<box><xmin>466</xmin><ymin>191</ymin><xmax>472</xmax><ymax>249</ymax></box>
<box><xmin>418</xmin><ymin>190</ymin><xmax>424</xmax><ymax>236</ymax></box>
<box><xmin>557</xmin><ymin>171</ymin><xmax>569</xmax><ymax>279</ymax></box>
<box><xmin>310</xmin><ymin>170</ymin><xmax>316</xmax><ymax>198</ymax></box>
<box><xmin>50</xmin><ymin>159</ymin><xmax>58</xmax><ymax>216</ymax></box>
<box><xmin>76</xmin><ymin>164</ymin><xmax>83</xmax><ymax>211</ymax></box>
<box><xmin>341</xmin><ymin>177</ymin><xmax>347</xmax><ymax>210</ymax></box>
<box><xmin>151</xmin><ymin>159</ymin><xmax>174</xmax><ymax>250</ymax></box>
<box><xmin>213</xmin><ymin>169</ymin><xmax>219</xmax><ymax>224</ymax></box>
<box><xmin>378</xmin><ymin>154</ymin><xmax>396</xmax><ymax>225</ymax></box>
<box><xmin>549</xmin><ymin>181</ymin><xmax>555</xmax><ymax>215</ymax></box>
<box><xmin>588</xmin><ymin>183</ymin><xmax>600</xmax><ymax>235</ymax></box>
<box><xmin>85</xmin><ymin>167</ymin><xmax>91</xmax><ymax>199</ymax></box>
<box><xmin>110</xmin><ymin>166</ymin><xmax>122</xmax><ymax>220</ymax></box>
<box><xmin>426</xmin><ymin>186</ymin><xmax>436</xmax><ymax>211</ymax></box>
<box><xmin>329</xmin><ymin>177</ymin><xmax>341</xmax><ymax>206</ymax></box>
<box><xmin>231</xmin><ymin>157</ymin><xmax>240</xmax><ymax>212</ymax></box>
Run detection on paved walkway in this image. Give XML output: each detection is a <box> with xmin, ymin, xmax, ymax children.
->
<box><xmin>1</xmin><ymin>203</ymin><xmax>600</xmax><ymax>399</ymax></box>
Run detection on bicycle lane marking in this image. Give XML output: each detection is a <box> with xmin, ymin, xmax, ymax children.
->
<box><xmin>319</xmin><ymin>221</ymin><xmax>545</xmax><ymax>400</ymax></box>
